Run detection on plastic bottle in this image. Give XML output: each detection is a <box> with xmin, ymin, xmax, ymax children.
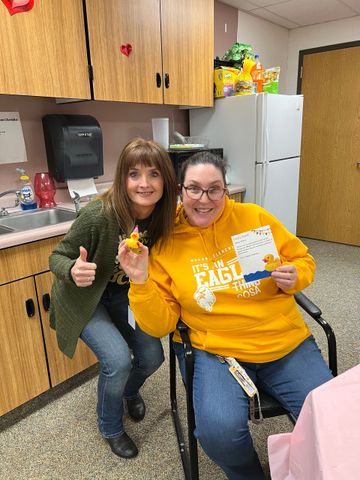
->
<box><xmin>16</xmin><ymin>168</ymin><xmax>37</xmax><ymax>210</ymax></box>
<box><xmin>251</xmin><ymin>54</ymin><xmax>264</xmax><ymax>93</ymax></box>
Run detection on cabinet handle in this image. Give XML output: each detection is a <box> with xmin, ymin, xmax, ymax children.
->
<box><xmin>25</xmin><ymin>299</ymin><xmax>35</xmax><ymax>318</ymax></box>
<box><xmin>156</xmin><ymin>72</ymin><xmax>162</xmax><ymax>88</ymax></box>
<box><xmin>42</xmin><ymin>293</ymin><xmax>51</xmax><ymax>312</ymax></box>
<box><xmin>164</xmin><ymin>73</ymin><xmax>170</xmax><ymax>89</ymax></box>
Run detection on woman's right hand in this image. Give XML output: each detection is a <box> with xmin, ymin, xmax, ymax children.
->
<box><xmin>70</xmin><ymin>246</ymin><xmax>97</xmax><ymax>287</ymax></box>
<box><xmin>118</xmin><ymin>240</ymin><xmax>149</xmax><ymax>284</ymax></box>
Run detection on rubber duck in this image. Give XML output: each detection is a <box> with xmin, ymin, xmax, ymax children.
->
<box><xmin>262</xmin><ymin>253</ymin><xmax>281</xmax><ymax>271</ymax></box>
<box><xmin>125</xmin><ymin>225</ymin><xmax>141</xmax><ymax>253</ymax></box>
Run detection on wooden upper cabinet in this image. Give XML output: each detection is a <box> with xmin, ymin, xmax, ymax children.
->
<box><xmin>0</xmin><ymin>0</ymin><xmax>91</xmax><ymax>99</ymax></box>
<box><xmin>161</xmin><ymin>0</ymin><xmax>214</xmax><ymax>107</ymax></box>
<box><xmin>86</xmin><ymin>0</ymin><xmax>163</xmax><ymax>104</ymax></box>
<box><xmin>86</xmin><ymin>0</ymin><xmax>214</xmax><ymax>106</ymax></box>
<box><xmin>0</xmin><ymin>0</ymin><xmax>213</xmax><ymax>105</ymax></box>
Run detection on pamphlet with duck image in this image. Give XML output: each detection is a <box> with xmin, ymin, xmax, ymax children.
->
<box><xmin>231</xmin><ymin>225</ymin><xmax>280</xmax><ymax>282</ymax></box>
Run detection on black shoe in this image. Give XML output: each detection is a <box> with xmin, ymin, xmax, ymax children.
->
<box><xmin>126</xmin><ymin>395</ymin><xmax>146</xmax><ymax>421</ymax></box>
<box><xmin>106</xmin><ymin>432</ymin><xmax>138</xmax><ymax>459</ymax></box>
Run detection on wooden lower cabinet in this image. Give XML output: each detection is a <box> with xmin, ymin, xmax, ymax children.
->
<box><xmin>35</xmin><ymin>272</ymin><xmax>97</xmax><ymax>387</ymax></box>
<box><xmin>0</xmin><ymin>236</ymin><xmax>97</xmax><ymax>416</ymax></box>
<box><xmin>0</xmin><ymin>277</ymin><xmax>50</xmax><ymax>416</ymax></box>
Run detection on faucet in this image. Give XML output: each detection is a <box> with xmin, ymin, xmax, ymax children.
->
<box><xmin>0</xmin><ymin>190</ymin><xmax>21</xmax><ymax>216</ymax></box>
<box><xmin>72</xmin><ymin>191</ymin><xmax>81</xmax><ymax>213</ymax></box>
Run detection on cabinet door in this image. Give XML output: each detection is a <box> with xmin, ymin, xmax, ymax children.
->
<box><xmin>0</xmin><ymin>0</ymin><xmax>90</xmax><ymax>99</ymax></box>
<box><xmin>0</xmin><ymin>236</ymin><xmax>63</xmax><ymax>285</ymax></box>
<box><xmin>35</xmin><ymin>272</ymin><xmax>97</xmax><ymax>387</ymax></box>
<box><xmin>86</xmin><ymin>0</ymin><xmax>163</xmax><ymax>103</ymax></box>
<box><xmin>0</xmin><ymin>278</ymin><xmax>49</xmax><ymax>416</ymax></box>
<box><xmin>161</xmin><ymin>0</ymin><xmax>214</xmax><ymax>107</ymax></box>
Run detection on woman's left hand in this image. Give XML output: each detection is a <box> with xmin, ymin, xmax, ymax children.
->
<box><xmin>271</xmin><ymin>264</ymin><xmax>297</xmax><ymax>291</ymax></box>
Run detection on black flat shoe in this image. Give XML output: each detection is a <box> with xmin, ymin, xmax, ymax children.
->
<box><xmin>106</xmin><ymin>432</ymin><xmax>138</xmax><ymax>458</ymax></box>
<box><xmin>126</xmin><ymin>395</ymin><xmax>146</xmax><ymax>421</ymax></box>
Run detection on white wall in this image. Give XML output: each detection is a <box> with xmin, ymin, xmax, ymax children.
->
<box><xmin>286</xmin><ymin>16</ymin><xmax>360</xmax><ymax>94</ymax></box>
<box><xmin>236</xmin><ymin>10</ymin><xmax>360</xmax><ymax>95</ymax></box>
<box><xmin>237</xmin><ymin>11</ymin><xmax>289</xmax><ymax>93</ymax></box>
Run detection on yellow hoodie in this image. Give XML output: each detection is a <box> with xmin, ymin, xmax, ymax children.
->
<box><xmin>129</xmin><ymin>198</ymin><xmax>315</xmax><ymax>362</ymax></box>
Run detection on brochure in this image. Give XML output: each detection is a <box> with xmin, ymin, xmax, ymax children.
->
<box><xmin>231</xmin><ymin>225</ymin><xmax>280</xmax><ymax>282</ymax></box>
<box><xmin>0</xmin><ymin>112</ymin><xmax>27</xmax><ymax>164</ymax></box>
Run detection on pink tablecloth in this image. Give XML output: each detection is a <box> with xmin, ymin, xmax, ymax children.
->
<box><xmin>268</xmin><ymin>364</ymin><xmax>360</xmax><ymax>480</ymax></box>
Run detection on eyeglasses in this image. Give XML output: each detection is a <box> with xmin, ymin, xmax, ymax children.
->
<box><xmin>182</xmin><ymin>185</ymin><xmax>227</xmax><ymax>201</ymax></box>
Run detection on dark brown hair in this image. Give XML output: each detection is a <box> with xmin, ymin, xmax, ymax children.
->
<box><xmin>180</xmin><ymin>151</ymin><xmax>228</xmax><ymax>185</ymax></box>
<box><xmin>101</xmin><ymin>138</ymin><xmax>178</xmax><ymax>248</ymax></box>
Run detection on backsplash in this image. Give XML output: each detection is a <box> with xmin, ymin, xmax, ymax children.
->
<box><xmin>0</xmin><ymin>95</ymin><xmax>188</xmax><ymax>204</ymax></box>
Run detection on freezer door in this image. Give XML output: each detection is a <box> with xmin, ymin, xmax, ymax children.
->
<box><xmin>256</xmin><ymin>157</ymin><xmax>300</xmax><ymax>234</ymax></box>
<box><xmin>257</xmin><ymin>93</ymin><xmax>304</xmax><ymax>162</ymax></box>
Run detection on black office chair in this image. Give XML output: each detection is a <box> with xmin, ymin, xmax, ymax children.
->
<box><xmin>169</xmin><ymin>291</ymin><xmax>337</xmax><ymax>480</ymax></box>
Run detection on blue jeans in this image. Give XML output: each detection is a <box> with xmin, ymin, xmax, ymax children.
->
<box><xmin>80</xmin><ymin>287</ymin><xmax>164</xmax><ymax>438</ymax></box>
<box><xmin>173</xmin><ymin>336</ymin><xmax>333</xmax><ymax>480</ymax></box>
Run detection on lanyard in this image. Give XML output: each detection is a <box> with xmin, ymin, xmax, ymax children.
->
<box><xmin>217</xmin><ymin>355</ymin><xmax>263</xmax><ymax>423</ymax></box>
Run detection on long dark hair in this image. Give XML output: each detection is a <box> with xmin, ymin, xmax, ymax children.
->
<box><xmin>101</xmin><ymin>138</ymin><xmax>178</xmax><ymax>249</ymax></box>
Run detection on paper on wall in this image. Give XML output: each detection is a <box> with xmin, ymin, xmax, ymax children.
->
<box><xmin>0</xmin><ymin>112</ymin><xmax>27</xmax><ymax>164</ymax></box>
<box><xmin>66</xmin><ymin>178</ymin><xmax>98</xmax><ymax>199</ymax></box>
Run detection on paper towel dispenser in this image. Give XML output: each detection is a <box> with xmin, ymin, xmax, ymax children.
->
<box><xmin>42</xmin><ymin>114</ymin><xmax>103</xmax><ymax>183</ymax></box>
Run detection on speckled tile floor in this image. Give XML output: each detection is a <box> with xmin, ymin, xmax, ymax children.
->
<box><xmin>0</xmin><ymin>238</ymin><xmax>358</xmax><ymax>479</ymax></box>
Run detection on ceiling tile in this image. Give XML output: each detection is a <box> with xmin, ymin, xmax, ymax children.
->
<box><xmin>220</xmin><ymin>0</ymin><xmax>258</xmax><ymax>11</ymax></box>
<box><xmin>250</xmin><ymin>7</ymin><xmax>300</xmax><ymax>28</ymax></box>
<box><xmin>267</xmin><ymin>0</ymin><xmax>358</xmax><ymax>26</ymax></box>
<box><xmin>247</xmin><ymin>0</ymin><xmax>291</xmax><ymax>7</ymax></box>
<box><xmin>340</xmin><ymin>0</ymin><xmax>360</xmax><ymax>14</ymax></box>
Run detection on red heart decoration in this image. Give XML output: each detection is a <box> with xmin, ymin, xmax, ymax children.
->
<box><xmin>1</xmin><ymin>0</ymin><xmax>34</xmax><ymax>15</ymax></box>
<box><xmin>120</xmin><ymin>43</ymin><xmax>132</xmax><ymax>57</ymax></box>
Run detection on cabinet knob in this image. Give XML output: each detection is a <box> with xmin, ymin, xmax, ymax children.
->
<box><xmin>25</xmin><ymin>299</ymin><xmax>35</xmax><ymax>318</ymax></box>
<box><xmin>42</xmin><ymin>293</ymin><xmax>51</xmax><ymax>312</ymax></box>
<box><xmin>164</xmin><ymin>73</ymin><xmax>170</xmax><ymax>89</ymax></box>
<box><xmin>156</xmin><ymin>72</ymin><xmax>162</xmax><ymax>88</ymax></box>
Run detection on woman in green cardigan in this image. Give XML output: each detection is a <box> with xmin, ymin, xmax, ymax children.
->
<box><xmin>49</xmin><ymin>138</ymin><xmax>178</xmax><ymax>459</ymax></box>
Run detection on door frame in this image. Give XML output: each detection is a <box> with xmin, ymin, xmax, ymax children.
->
<box><xmin>296</xmin><ymin>40</ymin><xmax>360</xmax><ymax>94</ymax></box>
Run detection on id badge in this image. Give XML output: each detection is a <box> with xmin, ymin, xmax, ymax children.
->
<box><xmin>128</xmin><ymin>305</ymin><xmax>136</xmax><ymax>330</ymax></box>
<box><xmin>229</xmin><ymin>365</ymin><xmax>257</xmax><ymax>397</ymax></box>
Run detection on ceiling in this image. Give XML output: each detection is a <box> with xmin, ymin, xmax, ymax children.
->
<box><xmin>220</xmin><ymin>0</ymin><xmax>360</xmax><ymax>29</ymax></box>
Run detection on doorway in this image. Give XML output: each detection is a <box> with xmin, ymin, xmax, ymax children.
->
<box><xmin>296</xmin><ymin>42</ymin><xmax>360</xmax><ymax>246</ymax></box>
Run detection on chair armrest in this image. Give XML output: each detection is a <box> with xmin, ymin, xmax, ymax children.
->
<box><xmin>295</xmin><ymin>292</ymin><xmax>338</xmax><ymax>376</ymax></box>
<box><xmin>294</xmin><ymin>291</ymin><xmax>321</xmax><ymax>317</ymax></box>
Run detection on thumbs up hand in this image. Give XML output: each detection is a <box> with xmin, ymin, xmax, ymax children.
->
<box><xmin>70</xmin><ymin>246</ymin><xmax>97</xmax><ymax>287</ymax></box>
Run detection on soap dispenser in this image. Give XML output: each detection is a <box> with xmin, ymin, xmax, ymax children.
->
<box><xmin>16</xmin><ymin>168</ymin><xmax>37</xmax><ymax>210</ymax></box>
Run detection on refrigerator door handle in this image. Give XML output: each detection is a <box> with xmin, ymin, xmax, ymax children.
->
<box><xmin>260</xmin><ymin>161</ymin><xmax>269</xmax><ymax>207</ymax></box>
<box><xmin>258</xmin><ymin>128</ymin><xmax>270</xmax><ymax>206</ymax></box>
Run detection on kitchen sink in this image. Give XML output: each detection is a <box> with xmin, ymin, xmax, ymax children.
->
<box><xmin>0</xmin><ymin>208</ymin><xmax>76</xmax><ymax>234</ymax></box>
<box><xmin>0</xmin><ymin>225</ymin><xmax>15</xmax><ymax>234</ymax></box>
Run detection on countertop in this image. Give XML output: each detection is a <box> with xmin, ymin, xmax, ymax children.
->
<box><xmin>0</xmin><ymin>184</ymin><xmax>245</xmax><ymax>250</ymax></box>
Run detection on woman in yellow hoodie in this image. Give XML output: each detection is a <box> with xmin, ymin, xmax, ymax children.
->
<box><xmin>119</xmin><ymin>152</ymin><xmax>333</xmax><ymax>480</ymax></box>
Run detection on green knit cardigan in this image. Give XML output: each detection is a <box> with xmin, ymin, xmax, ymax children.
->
<box><xmin>49</xmin><ymin>199</ymin><xmax>120</xmax><ymax>358</ymax></box>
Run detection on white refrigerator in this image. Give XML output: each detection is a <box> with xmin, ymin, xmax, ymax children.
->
<box><xmin>189</xmin><ymin>93</ymin><xmax>304</xmax><ymax>234</ymax></box>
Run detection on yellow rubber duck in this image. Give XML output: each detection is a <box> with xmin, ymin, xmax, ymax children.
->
<box><xmin>262</xmin><ymin>253</ymin><xmax>281</xmax><ymax>272</ymax></box>
<box><xmin>125</xmin><ymin>225</ymin><xmax>141</xmax><ymax>253</ymax></box>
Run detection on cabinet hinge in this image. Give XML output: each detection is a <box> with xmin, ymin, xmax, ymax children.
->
<box><xmin>300</xmin><ymin>65</ymin><xmax>303</xmax><ymax>79</ymax></box>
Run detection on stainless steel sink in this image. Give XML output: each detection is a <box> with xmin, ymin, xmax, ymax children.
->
<box><xmin>0</xmin><ymin>225</ymin><xmax>15</xmax><ymax>234</ymax></box>
<box><xmin>0</xmin><ymin>208</ymin><xmax>76</xmax><ymax>234</ymax></box>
